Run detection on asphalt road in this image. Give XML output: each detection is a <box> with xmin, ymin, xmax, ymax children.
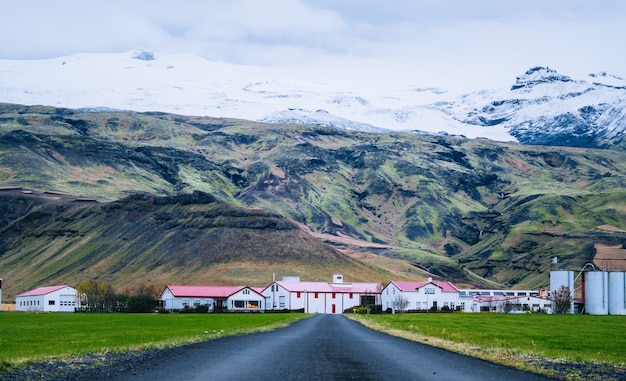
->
<box><xmin>105</xmin><ymin>314</ymin><xmax>553</xmax><ymax>381</ymax></box>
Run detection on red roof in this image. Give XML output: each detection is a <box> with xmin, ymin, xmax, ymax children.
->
<box><xmin>270</xmin><ymin>281</ymin><xmax>381</xmax><ymax>294</ymax></box>
<box><xmin>17</xmin><ymin>285</ymin><xmax>72</xmax><ymax>297</ymax></box>
<box><xmin>164</xmin><ymin>285</ymin><xmax>262</xmax><ymax>298</ymax></box>
<box><xmin>390</xmin><ymin>281</ymin><xmax>459</xmax><ymax>293</ymax></box>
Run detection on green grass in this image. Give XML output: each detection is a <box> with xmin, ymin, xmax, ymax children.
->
<box><xmin>0</xmin><ymin>313</ymin><xmax>307</xmax><ymax>368</ymax></box>
<box><xmin>351</xmin><ymin>313</ymin><xmax>626</xmax><ymax>366</ymax></box>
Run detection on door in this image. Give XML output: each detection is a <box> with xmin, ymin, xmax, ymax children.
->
<box><xmin>332</xmin><ymin>304</ymin><xmax>336</xmax><ymax>314</ymax></box>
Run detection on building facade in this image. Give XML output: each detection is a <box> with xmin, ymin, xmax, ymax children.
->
<box><xmin>16</xmin><ymin>285</ymin><xmax>77</xmax><ymax>312</ymax></box>
<box><xmin>160</xmin><ymin>285</ymin><xmax>265</xmax><ymax>312</ymax></box>
<box><xmin>262</xmin><ymin>275</ymin><xmax>381</xmax><ymax>314</ymax></box>
<box><xmin>381</xmin><ymin>279</ymin><xmax>460</xmax><ymax>312</ymax></box>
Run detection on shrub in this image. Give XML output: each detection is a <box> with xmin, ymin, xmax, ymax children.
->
<box><xmin>126</xmin><ymin>294</ymin><xmax>156</xmax><ymax>313</ymax></box>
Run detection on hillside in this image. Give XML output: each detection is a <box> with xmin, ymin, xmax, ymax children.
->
<box><xmin>1</xmin><ymin>103</ymin><xmax>626</xmax><ymax>297</ymax></box>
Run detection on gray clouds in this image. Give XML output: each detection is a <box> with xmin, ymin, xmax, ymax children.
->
<box><xmin>2</xmin><ymin>0</ymin><xmax>624</xmax><ymax>91</ymax></box>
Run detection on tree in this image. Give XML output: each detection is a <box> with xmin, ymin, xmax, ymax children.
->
<box><xmin>392</xmin><ymin>294</ymin><xmax>410</xmax><ymax>313</ymax></box>
<box><xmin>127</xmin><ymin>294</ymin><xmax>157</xmax><ymax>313</ymax></box>
<box><xmin>551</xmin><ymin>285</ymin><xmax>573</xmax><ymax>314</ymax></box>
<box><xmin>76</xmin><ymin>280</ymin><xmax>117</xmax><ymax>312</ymax></box>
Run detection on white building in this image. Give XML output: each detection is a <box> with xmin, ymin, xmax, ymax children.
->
<box><xmin>160</xmin><ymin>285</ymin><xmax>265</xmax><ymax>312</ymax></box>
<box><xmin>459</xmin><ymin>294</ymin><xmax>553</xmax><ymax>313</ymax></box>
<box><xmin>382</xmin><ymin>279</ymin><xmax>460</xmax><ymax>312</ymax></box>
<box><xmin>16</xmin><ymin>285</ymin><xmax>77</xmax><ymax>312</ymax></box>
<box><xmin>458</xmin><ymin>288</ymin><xmax>551</xmax><ymax>313</ymax></box>
<box><xmin>262</xmin><ymin>275</ymin><xmax>381</xmax><ymax>314</ymax></box>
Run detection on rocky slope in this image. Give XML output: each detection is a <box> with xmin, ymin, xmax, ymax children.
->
<box><xmin>1</xmin><ymin>103</ymin><xmax>625</xmax><ymax>297</ymax></box>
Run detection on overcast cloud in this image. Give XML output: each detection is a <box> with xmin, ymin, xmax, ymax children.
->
<box><xmin>2</xmin><ymin>0</ymin><xmax>624</xmax><ymax>91</ymax></box>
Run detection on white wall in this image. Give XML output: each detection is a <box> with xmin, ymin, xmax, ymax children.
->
<box><xmin>16</xmin><ymin>287</ymin><xmax>77</xmax><ymax>312</ymax></box>
<box><xmin>381</xmin><ymin>283</ymin><xmax>459</xmax><ymax>312</ymax></box>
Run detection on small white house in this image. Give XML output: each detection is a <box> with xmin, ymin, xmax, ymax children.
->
<box><xmin>262</xmin><ymin>274</ymin><xmax>381</xmax><ymax>314</ymax></box>
<box><xmin>382</xmin><ymin>279</ymin><xmax>460</xmax><ymax>312</ymax></box>
<box><xmin>16</xmin><ymin>285</ymin><xmax>77</xmax><ymax>312</ymax></box>
<box><xmin>160</xmin><ymin>285</ymin><xmax>265</xmax><ymax>312</ymax></box>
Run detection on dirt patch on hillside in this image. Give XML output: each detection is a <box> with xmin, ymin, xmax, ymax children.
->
<box><xmin>594</xmin><ymin>243</ymin><xmax>626</xmax><ymax>271</ymax></box>
<box><xmin>597</xmin><ymin>224</ymin><xmax>626</xmax><ymax>233</ymax></box>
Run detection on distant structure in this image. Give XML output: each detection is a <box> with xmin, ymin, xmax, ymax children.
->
<box><xmin>550</xmin><ymin>264</ymin><xmax>626</xmax><ymax>315</ymax></box>
<box><xmin>262</xmin><ymin>274</ymin><xmax>380</xmax><ymax>314</ymax></box>
<box><xmin>16</xmin><ymin>285</ymin><xmax>77</xmax><ymax>312</ymax></box>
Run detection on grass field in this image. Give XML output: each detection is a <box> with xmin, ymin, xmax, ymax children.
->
<box><xmin>350</xmin><ymin>313</ymin><xmax>626</xmax><ymax>367</ymax></box>
<box><xmin>0</xmin><ymin>312</ymin><xmax>307</xmax><ymax>369</ymax></box>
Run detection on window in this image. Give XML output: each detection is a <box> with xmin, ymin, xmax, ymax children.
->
<box><xmin>247</xmin><ymin>301</ymin><xmax>260</xmax><ymax>308</ymax></box>
<box><xmin>332</xmin><ymin>293</ymin><xmax>336</xmax><ymax>299</ymax></box>
<box><xmin>460</xmin><ymin>302</ymin><xmax>466</xmax><ymax>310</ymax></box>
<box><xmin>424</xmin><ymin>288</ymin><xmax>435</xmax><ymax>295</ymax></box>
<box><xmin>182</xmin><ymin>300</ymin><xmax>189</xmax><ymax>307</ymax></box>
<box><xmin>234</xmin><ymin>300</ymin><xmax>245</xmax><ymax>308</ymax></box>
<box><xmin>296</xmin><ymin>292</ymin><xmax>301</xmax><ymax>298</ymax></box>
<box><xmin>243</xmin><ymin>289</ymin><xmax>250</xmax><ymax>295</ymax></box>
<box><xmin>49</xmin><ymin>300</ymin><xmax>55</xmax><ymax>305</ymax></box>
<box><xmin>517</xmin><ymin>292</ymin><xmax>527</xmax><ymax>296</ymax></box>
<box><xmin>279</xmin><ymin>296</ymin><xmax>285</xmax><ymax>308</ymax></box>
<box><xmin>194</xmin><ymin>300</ymin><xmax>201</xmax><ymax>307</ymax></box>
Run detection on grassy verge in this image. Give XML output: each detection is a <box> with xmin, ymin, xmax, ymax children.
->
<box><xmin>348</xmin><ymin>313</ymin><xmax>625</xmax><ymax>379</ymax></box>
<box><xmin>0</xmin><ymin>312</ymin><xmax>307</xmax><ymax>370</ymax></box>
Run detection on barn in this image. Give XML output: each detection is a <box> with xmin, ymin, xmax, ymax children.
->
<box><xmin>15</xmin><ymin>285</ymin><xmax>77</xmax><ymax>312</ymax></box>
<box><xmin>262</xmin><ymin>274</ymin><xmax>381</xmax><ymax>314</ymax></box>
<box><xmin>160</xmin><ymin>285</ymin><xmax>265</xmax><ymax>312</ymax></box>
<box><xmin>381</xmin><ymin>279</ymin><xmax>460</xmax><ymax>312</ymax></box>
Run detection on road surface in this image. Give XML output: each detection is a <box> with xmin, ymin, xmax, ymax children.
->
<box><xmin>104</xmin><ymin>314</ymin><xmax>553</xmax><ymax>380</ymax></box>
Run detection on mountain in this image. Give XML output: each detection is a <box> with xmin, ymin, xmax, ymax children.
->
<box><xmin>1</xmin><ymin>104</ymin><xmax>625</xmax><ymax>297</ymax></box>
<box><xmin>1</xmin><ymin>51</ymin><xmax>625</xmax><ymax>147</ymax></box>
<box><xmin>435</xmin><ymin>67</ymin><xmax>626</xmax><ymax>149</ymax></box>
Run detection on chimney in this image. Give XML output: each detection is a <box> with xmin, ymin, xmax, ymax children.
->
<box><xmin>333</xmin><ymin>274</ymin><xmax>343</xmax><ymax>283</ymax></box>
<box><xmin>427</xmin><ymin>277</ymin><xmax>433</xmax><ymax>283</ymax></box>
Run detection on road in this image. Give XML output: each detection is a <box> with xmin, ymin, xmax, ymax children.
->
<box><xmin>105</xmin><ymin>314</ymin><xmax>553</xmax><ymax>381</ymax></box>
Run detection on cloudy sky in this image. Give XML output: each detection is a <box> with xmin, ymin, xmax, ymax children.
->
<box><xmin>2</xmin><ymin>0</ymin><xmax>624</xmax><ymax>92</ymax></box>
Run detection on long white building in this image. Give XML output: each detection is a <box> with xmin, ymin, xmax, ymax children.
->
<box><xmin>16</xmin><ymin>285</ymin><xmax>77</xmax><ymax>312</ymax></box>
<box><xmin>262</xmin><ymin>275</ymin><xmax>381</xmax><ymax>314</ymax></box>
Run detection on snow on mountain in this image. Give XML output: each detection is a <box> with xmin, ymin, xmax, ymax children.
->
<box><xmin>1</xmin><ymin>51</ymin><xmax>624</xmax><ymax>148</ymax></box>
<box><xmin>437</xmin><ymin>66</ymin><xmax>626</xmax><ymax>147</ymax></box>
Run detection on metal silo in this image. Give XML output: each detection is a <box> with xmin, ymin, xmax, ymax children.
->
<box><xmin>608</xmin><ymin>271</ymin><xmax>626</xmax><ymax>315</ymax></box>
<box><xmin>584</xmin><ymin>271</ymin><xmax>608</xmax><ymax>315</ymax></box>
<box><xmin>550</xmin><ymin>270</ymin><xmax>574</xmax><ymax>313</ymax></box>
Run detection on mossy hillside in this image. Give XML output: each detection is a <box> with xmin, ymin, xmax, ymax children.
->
<box><xmin>1</xmin><ymin>103</ymin><xmax>626</xmax><ymax>291</ymax></box>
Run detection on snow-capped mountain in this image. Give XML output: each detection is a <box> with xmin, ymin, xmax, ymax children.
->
<box><xmin>436</xmin><ymin>67</ymin><xmax>626</xmax><ymax>148</ymax></box>
<box><xmin>1</xmin><ymin>51</ymin><xmax>625</xmax><ymax>148</ymax></box>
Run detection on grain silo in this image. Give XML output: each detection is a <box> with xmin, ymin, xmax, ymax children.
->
<box><xmin>608</xmin><ymin>271</ymin><xmax>626</xmax><ymax>315</ymax></box>
<box><xmin>584</xmin><ymin>271</ymin><xmax>608</xmax><ymax>315</ymax></box>
<box><xmin>550</xmin><ymin>270</ymin><xmax>575</xmax><ymax>313</ymax></box>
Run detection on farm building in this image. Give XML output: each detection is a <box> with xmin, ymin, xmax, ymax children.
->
<box><xmin>262</xmin><ymin>275</ymin><xmax>381</xmax><ymax>314</ymax></box>
<box><xmin>15</xmin><ymin>285</ymin><xmax>77</xmax><ymax>312</ymax></box>
<box><xmin>459</xmin><ymin>293</ymin><xmax>552</xmax><ymax>313</ymax></box>
<box><xmin>160</xmin><ymin>285</ymin><xmax>265</xmax><ymax>312</ymax></box>
<box><xmin>381</xmin><ymin>279</ymin><xmax>460</xmax><ymax>312</ymax></box>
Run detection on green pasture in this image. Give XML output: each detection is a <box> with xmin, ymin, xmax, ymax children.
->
<box><xmin>352</xmin><ymin>313</ymin><xmax>626</xmax><ymax>366</ymax></box>
<box><xmin>0</xmin><ymin>312</ymin><xmax>307</xmax><ymax>369</ymax></box>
